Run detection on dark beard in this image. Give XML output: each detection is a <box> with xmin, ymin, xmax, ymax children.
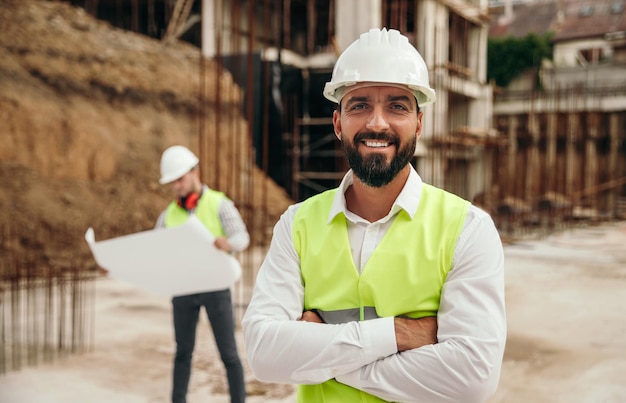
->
<box><xmin>342</xmin><ymin>132</ymin><xmax>416</xmax><ymax>187</ymax></box>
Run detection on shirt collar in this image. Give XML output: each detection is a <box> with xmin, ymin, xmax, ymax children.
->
<box><xmin>328</xmin><ymin>166</ymin><xmax>423</xmax><ymax>224</ymax></box>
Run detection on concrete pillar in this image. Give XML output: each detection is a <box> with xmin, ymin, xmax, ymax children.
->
<box><xmin>416</xmin><ymin>0</ymin><xmax>438</xmax><ymax>69</ymax></box>
<box><xmin>507</xmin><ymin>115</ymin><xmax>518</xmax><ymax>197</ymax></box>
<box><xmin>607</xmin><ymin>113</ymin><xmax>620</xmax><ymax>214</ymax></box>
<box><xmin>565</xmin><ymin>112</ymin><xmax>579</xmax><ymax>196</ymax></box>
<box><xmin>526</xmin><ymin>111</ymin><xmax>540</xmax><ymax>201</ymax></box>
<box><xmin>335</xmin><ymin>0</ymin><xmax>381</xmax><ymax>53</ymax></box>
<box><xmin>546</xmin><ymin>113</ymin><xmax>557</xmax><ymax>193</ymax></box>
<box><xmin>201</xmin><ymin>0</ymin><xmax>216</xmax><ymax>57</ymax></box>
<box><xmin>415</xmin><ymin>0</ymin><xmax>447</xmax><ymax>188</ymax></box>
<box><xmin>469</xmin><ymin>22</ymin><xmax>488</xmax><ymax>82</ymax></box>
<box><xmin>585</xmin><ymin>113</ymin><xmax>600</xmax><ymax>207</ymax></box>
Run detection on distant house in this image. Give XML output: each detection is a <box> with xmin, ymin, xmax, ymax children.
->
<box><xmin>489</xmin><ymin>0</ymin><xmax>559</xmax><ymax>38</ymax></box>
<box><xmin>488</xmin><ymin>0</ymin><xmax>626</xmax><ymax>226</ymax></box>
<box><xmin>552</xmin><ymin>0</ymin><xmax>626</xmax><ymax>67</ymax></box>
<box><xmin>548</xmin><ymin>0</ymin><xmax>626</xmax><ymax>91</ymax></box>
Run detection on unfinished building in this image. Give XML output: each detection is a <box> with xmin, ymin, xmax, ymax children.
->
<box><xmin>2</xmin><ymin>0</ymin><xmax>496</xmax><ymax>374</ymax></box>
<box><xmin>68</xmin><ymin>0</ymin><xmax>496</xmax><ymax>203</ymax></box>
<box><xmin>490</xmin><ymin>0</ymin><xmax>626</xmax><ymax>232</ymax></box>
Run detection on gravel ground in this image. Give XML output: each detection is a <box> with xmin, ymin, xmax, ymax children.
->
<box><xmin>2</xmin><ymin>221</ymin><xmax>625</xmax><ymax>403</ymax></box>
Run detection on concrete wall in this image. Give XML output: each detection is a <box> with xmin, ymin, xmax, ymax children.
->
<box><xmin>553</xmin><ymin>37</ymin><xmax>614</xmax><ymax>67</ymax></box>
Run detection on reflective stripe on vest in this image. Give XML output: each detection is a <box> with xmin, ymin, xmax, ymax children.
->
<box><xmin>292</xmin><ymin>183</ymin><xmax>469</xmax><ymax>402</ymax></box>
<box><xmin>164</xmin><ymin>189</ymin><xmax>226</xmax><ymax>237</ymax></box>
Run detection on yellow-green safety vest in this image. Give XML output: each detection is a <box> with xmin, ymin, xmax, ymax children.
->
<box><xmin>164</xmin><ymin>188</ymin><xmax>226</xmax><ymax>238</ymax></box>
<box><xmin>292</xmin><ymin>183</ymin><xmax>470</xmax><ymax>402</ymax></box>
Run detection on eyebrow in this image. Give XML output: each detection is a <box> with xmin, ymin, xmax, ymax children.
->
<box><xmin>388</xmin><ymin>95</ymin><xmax>414</xmax><ymax>104</ymax></box>
<box><xmin>344</xmin><ymin>95</ymin><xmax>369</xmax><ymax>105</ymax></box>
<box><xmin>344</xmin><ymin>94</ymin><xmax>414</xmax><ymax>106</ymax></box>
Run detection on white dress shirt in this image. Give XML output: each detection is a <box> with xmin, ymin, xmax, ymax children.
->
<box><xmin>242</xmin><ymin>166</ymin><xmax>506</xmax><ymax>402</ymax></box>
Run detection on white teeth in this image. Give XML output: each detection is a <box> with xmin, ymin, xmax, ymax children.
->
<box><xmin>364</xmin><ymin>141</ymin><xmax>389</xmax><ymax>147</ymax></box>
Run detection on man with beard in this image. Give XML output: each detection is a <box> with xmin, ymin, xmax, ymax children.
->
<box><xmin>242</xmin><ymin>28</ymin><xmax>506</xmax><ymax>402</ymax></box>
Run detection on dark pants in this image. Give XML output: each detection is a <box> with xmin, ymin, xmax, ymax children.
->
<box><xmin>171</xmin><ymin>289</ymin><xmax>245</xmax><ymax>403</ymax></box>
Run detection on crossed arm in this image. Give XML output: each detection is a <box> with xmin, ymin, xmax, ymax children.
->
<box><xmin>242</xmin><ymin>207</ymin><xmax>506</xmax><ymax>402</ymax></box>
<box><xmin>300</xmin><ymin>310</ymin><xmax>438</xmax><ymax>352</ymax></box>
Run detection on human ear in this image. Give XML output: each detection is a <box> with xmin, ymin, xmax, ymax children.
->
<box><xmin>415</xmin><ymin>112</ymin><xmax>424</xmax><ymax>141</ymax></box>
<box><xmin>333</xmin><ymin>110</ymin><xmax>342</xmax><ymax>140</ymax></box>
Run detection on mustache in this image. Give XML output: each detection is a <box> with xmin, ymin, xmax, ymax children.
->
<box><xmin>353</xmin><ymin>131</ymin><xmax>398</xmax><ymax>144</ymax></box>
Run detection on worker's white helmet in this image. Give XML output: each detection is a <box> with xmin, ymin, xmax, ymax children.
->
<box><xmin>159</xmin><ymin>145</ymin><xmax>199</xmax><ymax>184</ymax></box>
<box><xmin>323</xmin><ymin>28</ymin><xmax>436</xmax><ymax>106</ymax></box>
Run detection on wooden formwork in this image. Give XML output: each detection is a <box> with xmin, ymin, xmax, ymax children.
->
<box><xmin>492</xmin><ymin>88</ymin><xmax>626</xmax><ymax>236</ymax></box>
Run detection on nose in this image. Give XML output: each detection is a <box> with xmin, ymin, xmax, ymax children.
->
<box><xmin>365</xmin><ymin>107</ymin><xmax>390</xmax><ymax>132</ymax></box>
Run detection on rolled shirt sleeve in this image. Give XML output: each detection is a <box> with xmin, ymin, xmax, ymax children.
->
<box><xmin>217</xmin><ymin>197</ymin><xmax>250</xmax><ymax>252</ymax></box>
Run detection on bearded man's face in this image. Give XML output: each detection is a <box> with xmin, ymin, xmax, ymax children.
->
<box><xmin>342</xmin><ymin>131</ymin><xmax>417</xmax><ymax>187</ymax></box>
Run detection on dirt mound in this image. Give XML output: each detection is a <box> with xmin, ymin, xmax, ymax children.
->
<box><xmin>0</xmin><ymin>0</ymin><xmax>292</xmax><ymax>270</ymax></box>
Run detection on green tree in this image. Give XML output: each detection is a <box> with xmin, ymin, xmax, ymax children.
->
<box><xmin>487</xmin><ymin>33</ymin><xmax>553</xmax><ymax>88</ymax></box>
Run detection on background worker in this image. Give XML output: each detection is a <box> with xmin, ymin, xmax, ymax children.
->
<box><xmin>242</xmin><ymin>28</ymin><xmax>506</xmax><ymax>402</ymax></box>
<box><xmin>156</xmin><ymin>145</ymin><xmax>249</xmax><ymax>403</ymax></box>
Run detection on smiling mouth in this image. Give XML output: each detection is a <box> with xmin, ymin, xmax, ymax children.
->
<box><xmin>363</xmin><ymin>140</ymin><xmax>391</xmax><ymax>148</ymax></box>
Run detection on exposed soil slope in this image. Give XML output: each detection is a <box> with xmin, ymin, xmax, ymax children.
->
<box><xmin>0</xmin><ymin>0</ymin><xmax>292</xmax><ymax>270</ymax></box>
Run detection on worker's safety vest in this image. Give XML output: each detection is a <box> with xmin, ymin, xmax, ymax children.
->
<box><xmin>292</xmin><ymin>184</ymin><xmax>470</xmax><ymax>402</ymax></box>
<box><xmin>164</xmin><ymin>188</ymin><xmax>226</xmax><ymax>238</ymax></box>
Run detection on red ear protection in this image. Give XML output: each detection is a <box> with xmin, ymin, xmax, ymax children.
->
<box><xmin>178</xmin><ymin>192</ymin><xmax>200</xmax><ymax>211</ymax></box>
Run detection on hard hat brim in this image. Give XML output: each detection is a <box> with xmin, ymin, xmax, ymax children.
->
<box><xmin>159</xmin><ymin>170</ymin><xmax>187</xmax><ymax>185</ymax></box>
<box><xmin>324</xmin><ymin>80</ymin><xmax>436</xmax><ymax>106</ymax></box>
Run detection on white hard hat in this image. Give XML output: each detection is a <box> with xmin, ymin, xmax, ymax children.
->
<box><xmin>323</xmin><ymin>28</ymin><xmax>436</xmax><ymax>106</ymax></box>
<box><xmin>159</xmin><ymin>145</ymin><xmax>199</xmax><ymax>184</ymax></box>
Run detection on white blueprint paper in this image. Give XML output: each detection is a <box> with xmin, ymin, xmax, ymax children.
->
<box><xmin>85</xmin><ymin>216</ymin><xmax>241</xmax><ymax>297</ymax></box>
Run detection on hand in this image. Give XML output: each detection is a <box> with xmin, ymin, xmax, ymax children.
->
<box><xmin>299</xmin><ymin>310</ymin><xmax>324</xmax><ymax>323</ymax></box>
<box><xmin>214</xmin><ymin>236</ymin><xmax>231</xmax><ymax>252</ymax></box>
<box><xmin>394</xmin><ymin>316</ymin><xmax>438</xmax><ymax>352</ymax></box>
